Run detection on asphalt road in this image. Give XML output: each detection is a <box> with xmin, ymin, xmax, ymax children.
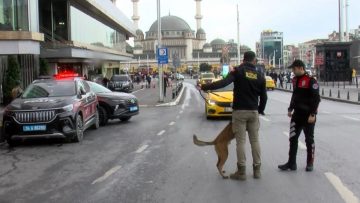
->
<box><xmin>0</xmin><ymin>79</ymin><xmax>359</xmax><ymax>203</ymax></box>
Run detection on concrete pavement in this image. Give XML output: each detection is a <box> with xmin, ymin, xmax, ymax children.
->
<box><xmin>0</xmin><ymin>80</ymin><xmax>359</xmax><ymax>202</ymax></box>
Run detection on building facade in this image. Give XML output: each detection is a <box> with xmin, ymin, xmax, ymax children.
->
<box><xmin>258</xmin><ymin>30</ymin><xmax>283</xmax><ymax>69</ymax></box>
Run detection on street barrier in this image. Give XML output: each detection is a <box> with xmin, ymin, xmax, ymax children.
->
<box><xmin>329</xmin><ymin>89</ymin><xmax>332</xmax><ymax>97</ymax></box>
<box><xmin>337</xmin><ymin>89</ymin><xmax>341</xmax><ymax>99</ymax></box>
<box><xmin>347</xmin><ymin>91</ymin><xmax>350</xmax><ymax>100</ymax></box>
<box><xmin>322</xmin><ymin>88</ymin><xmax>324</xmax><ymax>96</ymax></box>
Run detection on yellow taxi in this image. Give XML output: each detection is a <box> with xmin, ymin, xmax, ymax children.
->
<box><xmin>205</xmin><ymin>83</ymin><xmax>233</xmax><ymax>119</ymax></box>
<box><xmin>266</xmin><ymin>76</ymin><xmax>276</xmax><ymax>90</ymax></box>
<box><xmin>197</xmin><ymin>72</ymin><xmax>216</xmax><ymax>87</ymax></box>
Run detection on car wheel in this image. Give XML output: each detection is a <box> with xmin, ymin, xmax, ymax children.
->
<box><xmin>92</xmin><ymin>108</ymin><xmax>100</xmax><ymax>130</ymax></box>
<box><xmin>120</xmin><ymin>116</ymin><xmax>131</xmax><ymax>122</ymax></box>
<box><xmin>98</xmin><ymin>106</ymin><xmax>108</xmax><ymax>126</ymax></box>
<box><xmin>73</xmin><ymin>115</ymin><xmax>84</xmax><ymax>143</ymax></box>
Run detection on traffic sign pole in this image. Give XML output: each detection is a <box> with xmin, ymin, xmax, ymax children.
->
<box><xmin>157</xmin><ymin>0</ymin><xmax>163</xmax><ymax>102</ymax></box>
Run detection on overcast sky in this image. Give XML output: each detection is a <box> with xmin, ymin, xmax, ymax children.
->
<box><xmin>116</xmin><ymin>0</ymin><xmax>360</xmax><ymax>50</ymax></box>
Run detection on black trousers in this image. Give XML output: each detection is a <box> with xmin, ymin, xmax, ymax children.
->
<box><xmin>288</xmin><ymin>113</ymin><xmax>315</xmax><ymax>165</ymax></box>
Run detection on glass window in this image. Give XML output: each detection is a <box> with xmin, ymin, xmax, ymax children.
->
<box><xmin>87</xmin><ymin>81</ymin><xmax>111</xmax><ymax>93</ymax></box>
<box><xmin>0</xmin><ymin>0</ymin><xmax>29</xmax><ymax>31</ymax></box>
<box><xmin>22</xmin><ymin>81</ymin><xmax>76</xmax><ymax>98</ymax></box>
<box><xmin>70</xmin><ymin>5</ymin><xmax>126</xmax><ymax>52</ymax></box>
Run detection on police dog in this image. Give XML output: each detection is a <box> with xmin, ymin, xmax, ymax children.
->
<box><xmin>193</xmin><ymin>122</ymin><xmax>234</xmax><ymax>179</ymax></box>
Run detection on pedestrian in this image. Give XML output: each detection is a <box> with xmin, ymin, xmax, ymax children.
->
<box><xmin>11</xmin><ymin>80</ymin><xmax>23</xmax><ymax>100</ymax></box>
<box><xmin>352</xmin><ymin>68</ymin><xmax>357</xmax><ymax>85</ymax></box>
<box><xmin>163</xmin><ymin>74</ymin><xmax>168</xmax><ymax>97</ymax></box>
<box><xmin>278</xmin><ymin>60</ymin><xmax>321</xmax><ymax>172</ymax></box>
<box><xmin>146</xmin><ymin>74</ymin><xmax>152</xmax><ymax>88</ymax></box>
<box><xmin>201</xmin><ymin>51</ymin><xmax>268</xmax><ymax>180</ymax></box>
<box><xmin>279</xmin><ymin>72</ymin><xmax>284</xmax><ymax>88</ymax></box>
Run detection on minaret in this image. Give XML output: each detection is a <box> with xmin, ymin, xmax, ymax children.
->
<box><xmin>195</xmin><ymin>0</ymin><xmax>203</xmax><ymax>30</ymax></box>
<box><xmin>132</xmin><ymin>0</ymin><xmax>140</xmax><ymax>29</ymax></box>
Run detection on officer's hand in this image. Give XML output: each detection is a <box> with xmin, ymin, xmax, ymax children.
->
<box><xmin>288</xmin><ymin>111</ymin><xmax>293</xmax><ymax>118</ymax></box>
<box><xmin>308</xmin><ymin>115</ymin><xmax>316</xmax><ymax>124</ymax></box>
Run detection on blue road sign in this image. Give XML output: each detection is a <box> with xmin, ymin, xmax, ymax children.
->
<box><xmin>157</xmin><ymin>48</ymin><xmax>168</xmax><ymax>64</ymax></box>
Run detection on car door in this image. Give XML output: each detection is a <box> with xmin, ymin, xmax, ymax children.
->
<box><xmin>77</xmin><ymin>80</ymin><xmax>96</xmax><ymax>123</ymax></box>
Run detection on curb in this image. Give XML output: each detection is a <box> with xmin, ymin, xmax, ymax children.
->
<box><xmin>156</xmin><ymin>86</ymin><xmax>186</xmax><ymax>107</ymax></box>
<box><xmin>276</xmin><ymin>88</ymin><xmax>360</xmax><ymax>105</ymax></box>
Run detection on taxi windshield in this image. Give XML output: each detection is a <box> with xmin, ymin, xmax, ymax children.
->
<box><xmin>201</xmin><ymin>73</ymin><xmax>215</xmax><ymax>79</ymax></box>
<box><xmin>22</xmin><ymin>81</ymin><xmax>76</xmax><ymax>98</ymax></box>
<box><xmin>212</xmin><ymin>83</ymin><xmax>234</xmax><ymax>92</ymax></box>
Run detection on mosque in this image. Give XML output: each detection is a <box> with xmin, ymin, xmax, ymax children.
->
<box><xmin>122</xmin><ymin>0</ymin><xmax>251</xmax><ymax>72</ymax></box>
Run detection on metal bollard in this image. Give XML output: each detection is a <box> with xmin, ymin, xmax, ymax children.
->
<box><xmin>322</xmin><ymin>88</ymin><xmax>324</xmax><ymax>96</ymax></box>
<box><xmin>285</xmin><ymin>83</ymin><xmax>287</xmax><ymax>89</ymax></box>
<box><xmin>329</xmin><ymin>89</ymin><xmax>332</xmax><ymax>97</ymax></box>
<box><xmin>347</xmin><ymin>91</ymin><xmax>350</xmax><ymax>100</ymax></box>
<box><xmin>357</xmin><ymin>77</ymin><xmax>359</xmax><ymax>89</ymax></box>
<box><xmin>337</xmin><ymin>89</ymin><xmax>341</xmax><ymax>99</ymax></box>
<box><xmin>358</xmin><ymin>92</ymin><xmax>360</xmax><ymax>102</ymax></box>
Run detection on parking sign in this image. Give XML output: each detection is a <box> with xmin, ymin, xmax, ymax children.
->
<box><xmin>157</xmin><ymin>48</ymin><xmax>168</xmax><ymax>64</ymax></box>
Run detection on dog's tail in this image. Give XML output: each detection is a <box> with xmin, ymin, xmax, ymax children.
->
<box><xmin>193</xmin><ymin>134</ymin><xmax>215</xmax><ymax>146</ymax></box>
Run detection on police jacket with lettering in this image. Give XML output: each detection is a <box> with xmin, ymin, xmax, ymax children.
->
<box><xmin>288</xmin><ymin>74</ymin><xmax>320</xmax><ymax>115</ymax></box>
<box><xmin>201</xmin><ymin>62</ymin><xmax>267</xmax><ymax>113</ymax></box>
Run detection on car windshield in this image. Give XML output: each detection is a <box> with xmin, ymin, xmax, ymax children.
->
<box><xmin>201</xmin><ymin>73</ymin><xmax>215</xmax><ymax>79</ymax></box>
<box><xmin>87</xmin><ymin>81</ymin><xmax>112</xmax><ymax>93</ymax></box>
<box><xmin>111</xmin><ymin>75</ymin><xmax>128</xmax><ymax>81</ymax></box>
<box><xmin>22</xmin><ymin>81</ymin><xmax>76</xmax><ymax>98</ymax></box>
<box><xmin>212</xmin><ymin>83</ymin><xmax>234</xmax><ymax>92</ymax></box>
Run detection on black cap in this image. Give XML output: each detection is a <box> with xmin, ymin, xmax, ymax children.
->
<box><xmin>288</xmin><ymin>59</ymin><xmax>305</xmax><ymax>69</ymax></box>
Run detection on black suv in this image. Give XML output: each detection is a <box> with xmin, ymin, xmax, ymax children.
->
<box><xmin>2</xmin><ymin>75</ymin><xmax>99</xmax><ymax>146</ymax></box>
<box><xmin>108</xmin><ymin>75</ymin><xmax>134</xmax><ymax>92</ymax></box>
<box><xmin>86</xmin><ymin>81</ymin><xmax>139</xmax><ymax>125</ymax></box>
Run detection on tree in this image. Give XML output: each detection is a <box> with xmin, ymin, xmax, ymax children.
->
<box><xmin>2</xmin><ymin>56</ymin><xmax>21</xmax><ymax>104</ymax></box>
<box><xmin>200</xmin><ymin>63</ymin><xmax>212</xmax><ymax>72</ymax></box>
<box><xmin>39</xmin><ymin>58</ymin><xmax>50</xmax><ymax>76</ymax></box>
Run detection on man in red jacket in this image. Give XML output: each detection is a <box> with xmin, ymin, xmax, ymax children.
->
<box><xmin>278</xmin><ymin>60</ymin><xmax>321</xmax><ymax>172</ymax></box>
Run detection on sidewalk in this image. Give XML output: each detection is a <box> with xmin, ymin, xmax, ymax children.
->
<box><xmin>132</xmin><ymin>79</ymin><xmax>184</xmax><ymax>107</ymax></box>
<box><xmin>278</xmin><ymin>82</ymin><xmax>360</xmax><ymax>104</ymax></box>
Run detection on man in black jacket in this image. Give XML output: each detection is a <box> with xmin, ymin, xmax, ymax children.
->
<box><xmin>278</xmin><ymin>60</ymin><xmax>321</xmax><ymax>172</ymax></box>
<box><xmin>201</xmin><ymin>51</ymin><xmax>267</xmax><ymax>180</ymax></box>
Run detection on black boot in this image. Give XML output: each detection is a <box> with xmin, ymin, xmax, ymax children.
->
<box><xmin>278</xmin><ymin>162</ymin><xmax>297</xmax><ymax>171</ymax></box>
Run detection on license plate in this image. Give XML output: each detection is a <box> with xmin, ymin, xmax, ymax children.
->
<box><xmin>224</xmin><ymin>107</ymin><xmax>233</xmax><ymax>112</ymax></box>
<box><xmin>129</xmin><ymin>106</ymin><xmax>138</xmax><ymax>112</ymax></box>
<box><xmin>23</xmin><ymin>125</ymin><xmax>46</xmax><ymax>132</ymax></box>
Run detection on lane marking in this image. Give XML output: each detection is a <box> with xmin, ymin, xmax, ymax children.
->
<box><xmin>136</xmin><ymin>144</ymin><xmax>149</xmax><ymax>153</ymax></box>
<box><xmin>283</xmin><ymin>131</ymin><xmax>306</xmax><ymax>150</ymax></box>
<box><xmin>325</xmin><ymin>172</ymin><xmax>360</xmax><ymax>203</ymax></box>
<box><xmin>322</xmin><ymin>111</ymin><xmax>331</xmax><ymax>114</ymax></box>
<box><xmin>260</xmin><ymin>116</ymin><xmax>270</xmax><ymax>122</ymax></box>
<box><xmin>132</xmin><ymin>88</ymin><xmax>145</xmax><ymax>94</ymax></box>
<box><xmin>342</xmin><ymin>116</ymin><xmax>360</xmax><ymax>121</ymax></box>
<box><xmin>179</xmin><ymin>110</ymin><xmax>183</xmax><ymax>114</ymax></box>
<box><xmin>92</xmin><ymin>165</ymin><xmax>121</xmax><ymax>185</ymax></box>
<box><xmin>157</xmin><ymin>130</ymin><xmax>166</xmax><ymax>136</ymax></box>
<box><xmin>176</xmin><ymin>115</ymin><xmax>180</xmax><ymax>119</ymax></box>
<box><xmin>169</xmin><ymin>121</ymin><xmax>176</xmax><ymax>126</ymax></box>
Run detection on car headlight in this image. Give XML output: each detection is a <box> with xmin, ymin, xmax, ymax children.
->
<box><xmin>62</xmin><ymin>104</ymin><xmax>74</xmax><ymax>112</ymax></box>
<box><xmin>207</xmin><ymin>100</ymin><xmax>216</xmax><ymax>105</ymax></box>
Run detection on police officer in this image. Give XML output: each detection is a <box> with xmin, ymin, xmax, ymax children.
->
<box><xmin>201</xmin><ymin>51</ymin><xmax>267</xmax><ymax>180</ymax></box>
<box><xmin>278</xmin><ymin>60</ymin><xmax>321</xmax><ymax>172</ymax></box>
